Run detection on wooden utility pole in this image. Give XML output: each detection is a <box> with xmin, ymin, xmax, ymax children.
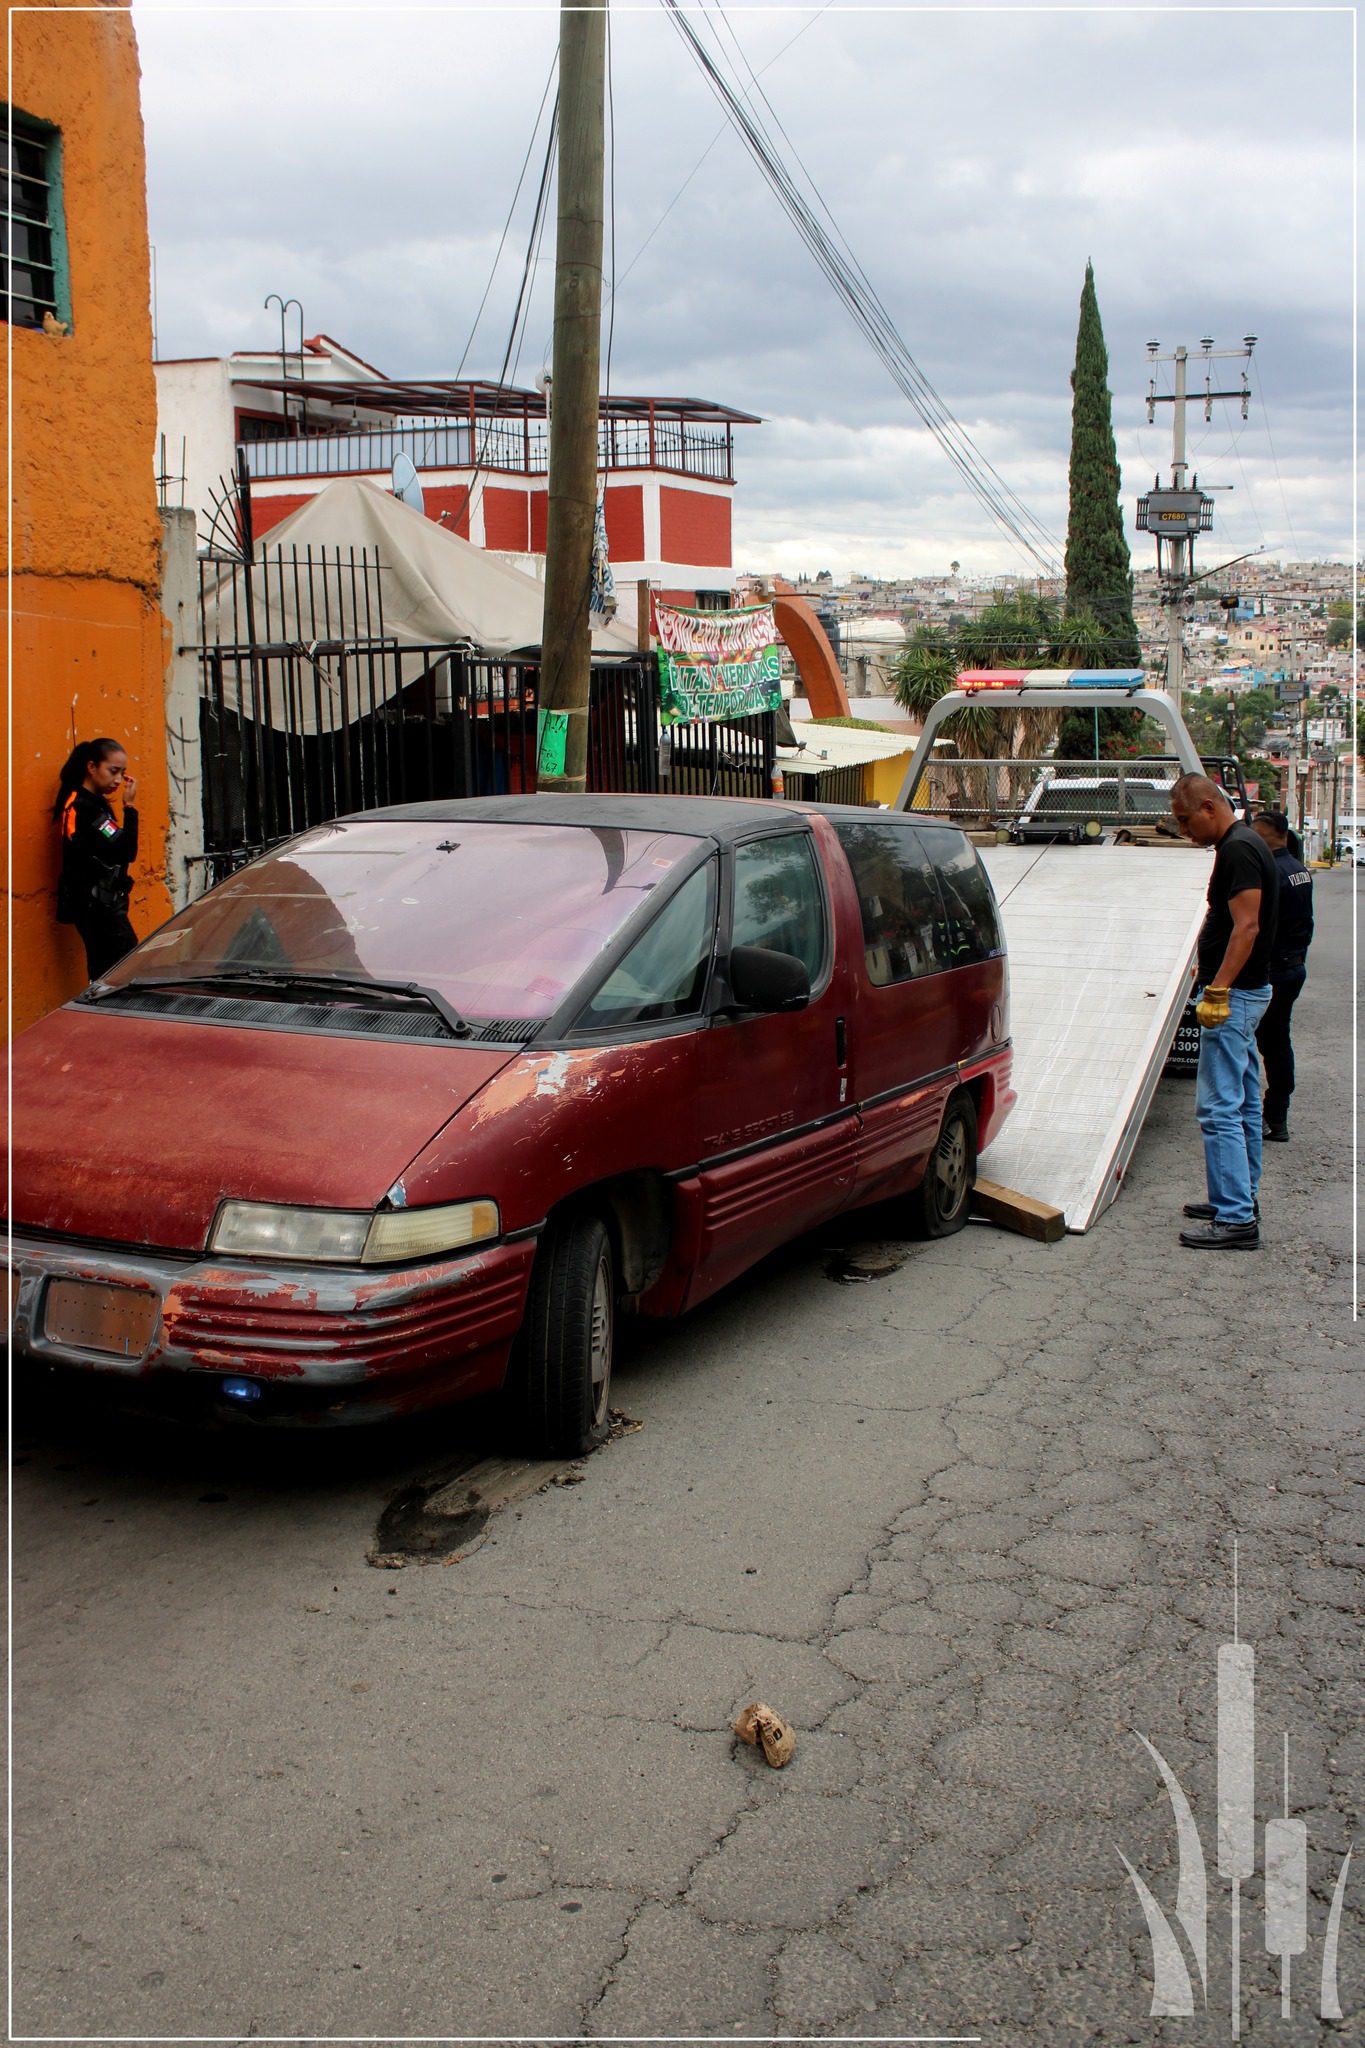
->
<box><xmin>537</xmin><ymin>0</ymin><xmax>606</xmax><ymax>795</ymax></box>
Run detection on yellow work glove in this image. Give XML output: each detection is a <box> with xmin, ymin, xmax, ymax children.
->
<box><xmin>1195</xmin><ymin>985</ymin><xmax>1231</xmax><ymax>1029</ymax></box>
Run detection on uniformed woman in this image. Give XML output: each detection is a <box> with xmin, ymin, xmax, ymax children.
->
<box><xmin>52</xmin><ymin>737</ymin><xmax>140</xmax><ymax>980</ymax></box>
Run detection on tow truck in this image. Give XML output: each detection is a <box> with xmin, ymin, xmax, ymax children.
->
<box><xmin>892</xmin><ymin>671</ymin><xmax>1214</xmax><ymax>1231</ymax></box>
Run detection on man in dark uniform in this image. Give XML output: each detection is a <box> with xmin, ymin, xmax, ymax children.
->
<box><xmin>1252</xmin><ymin>810</ymin><xmax>1313</xmax><ymax>1141</ymax></box>
<box><xmin>1169</xmin><ymin>773</ymin><xmax>1278</xmax><ymax>1250</ymax></box>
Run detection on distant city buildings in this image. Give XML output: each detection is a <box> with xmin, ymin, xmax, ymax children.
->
<box><xmin>741</xmin><ymin>557</ymin><xmax>1356</xmax><ymax>694</ymax></box>
<box><xmin>743</xmin><ymin>558</ymin><xmax>1359</xmax><ymax>794</ymax></box>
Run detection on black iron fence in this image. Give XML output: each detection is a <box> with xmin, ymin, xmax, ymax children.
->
<box><xmin>779</xmin><ymin>759</ymin><xmax>864</xmax><ymax>807</ymax></box>
<box><xmin>196</xmin><ymin>644</ymin><xmax>548</xmax><ymax>880</ymax></box>
<box><xmin>588</xmin><ymin>661</ymin><xmax>776</xmax><ymax>799</ymax></box>
<box><xmin>193</xmin><ymin>548</ymin><xmax>777</xmax><ymax>883</ymax></box>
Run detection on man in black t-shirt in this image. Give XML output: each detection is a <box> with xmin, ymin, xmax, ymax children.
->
<box><xmin>1168</xmin><ymin>773</ymin><xmax>1279</xmax><ymax>1249</ymax></box>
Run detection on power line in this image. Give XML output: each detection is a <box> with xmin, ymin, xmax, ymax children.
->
<box><xmin>609</xmin><ymin>2</ymin><xmax>833</xmax><ymax>302</ymax></box>
<box><xmin>453</xmin><ymin>51</ymin><xmax>559</xmax><ymax>384</ymax></box>
<box><xmin>689</xmin><ymin>0</ymin><xmax>1062</xmax><ymax>569</ymax></box>
<box><xmin>1251</xmin><ymin>355</ymin><xmax>1305</xmax><ymax>559</ymax></box>
<box><xmin>449</xmin><ymin>92</ymin><xmax>560</xmax><ymax>537</ymax></box>
<box><xmin>661</xmin><ymin>0</ymin><xmax>1062</xmax><ymax>577</ymax></box>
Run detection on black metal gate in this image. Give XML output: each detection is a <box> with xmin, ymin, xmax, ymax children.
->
<box><xmin>587</xmin><ymin>659</ymin><xmax>776</xmax><ymax>799</ymax></box>
<box><xmin>194</xmin><ymin>547</ymin><xmax>775</xmax><ymax>883</ymax></box>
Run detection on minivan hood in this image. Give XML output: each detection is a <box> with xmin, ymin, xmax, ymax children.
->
<box><xmin>8</xmin><ymin>1007</ymin><xmax>516</xmax><ymax>1253</ymax></box>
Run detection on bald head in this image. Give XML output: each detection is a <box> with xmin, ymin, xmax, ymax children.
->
<box><xmin>1170</xmin><ymin>773</ymin><xmax>1234</xmax><ymax>847</ymax></box>
<box><xmin>1170</xmin><ymin>773</ymin><xmax>1231</xmax><ymax>812</ymax></box>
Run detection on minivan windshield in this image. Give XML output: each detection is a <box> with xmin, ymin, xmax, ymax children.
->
<box><xmin>102</xmin><ymin>821</ymin><xmax>707</xmax><ymax>1022</ymax></box>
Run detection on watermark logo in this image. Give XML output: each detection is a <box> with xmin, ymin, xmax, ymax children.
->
<box><xmin>1119</xmin><ymin>1545</ymin><xmax>1352</xmax><ymax>2032</ymax></box>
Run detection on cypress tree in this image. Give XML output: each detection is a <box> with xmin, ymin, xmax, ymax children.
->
<box><xmin>1064</xmin><ymin>262</ymin><xmax>1140</xmax><ymax>667</ymax></box>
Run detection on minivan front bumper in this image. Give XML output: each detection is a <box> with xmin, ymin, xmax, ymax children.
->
<box><xmin>7</xmin><ymin>1229</ymin><xmax>537</xmax><ymax>1420</ymax></box>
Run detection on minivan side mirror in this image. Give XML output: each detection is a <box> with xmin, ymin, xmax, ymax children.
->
<box><xmin>728</xmin><ymin>944</ymin><xmax>810</xmax><ymax>1013</ymax></box>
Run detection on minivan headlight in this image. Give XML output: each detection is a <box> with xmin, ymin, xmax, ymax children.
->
<box><xmin>208</xmin><ymin>1199</ymin><xmax>500</xmax><ymax>1265</ymax></box>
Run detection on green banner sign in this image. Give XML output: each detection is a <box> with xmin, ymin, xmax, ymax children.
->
<box><xmin>655</xmin><ymin>602</ymin><xmax>783</xmax><ymax>727</ymax></box>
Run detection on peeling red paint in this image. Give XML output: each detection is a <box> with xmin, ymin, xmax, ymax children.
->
<box><xmin>7</xmin><ymin>1009</ymin><xmax>514</xmax><ymax>1249</ymax></box>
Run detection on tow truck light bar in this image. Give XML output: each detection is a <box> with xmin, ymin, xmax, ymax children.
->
<box><xmin>956</xmin><ymin>669</ymin><xmax>1146</xmax><ymax>694</ymax></box>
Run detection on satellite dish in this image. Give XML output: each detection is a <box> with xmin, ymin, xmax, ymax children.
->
<box><xmin>391</xmin><ymin>452</ymin><xmax>425</xmax><ymax>514</ymax></box>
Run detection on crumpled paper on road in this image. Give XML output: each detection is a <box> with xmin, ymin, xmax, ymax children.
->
<box><xmin>734</xmin><ymin>1700</ymin><xmax>796</xmax><ymax>1768</ymax></box>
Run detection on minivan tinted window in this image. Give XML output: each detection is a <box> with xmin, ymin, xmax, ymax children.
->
<box><xmin>830</xmin><ymin>819</ymin><xmax>950</xmax><ymax>985</ymax></box>
<box><xmin>732</xmin><ymin>833</ymin><xmax>826</xmax><ymax>983</ymax></box>
<box><xmin>97</xmin><ymin>821</ymin><xmax>709</xmax><ymax>1022</ymax></box>
<box><xmin>914</xmin><ymin>826</ymin><xmax>1004</xmax><ymax>963</ymax></box>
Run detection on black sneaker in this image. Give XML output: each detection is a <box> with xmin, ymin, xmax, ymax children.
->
<box><xmin>1179</xmin><ymin>1220</ymin><xmax>1260</xmax><ymax>1250</ymax></box>
<box><xmin>1263</xmin><ymin>1121</ymin><xmax>1289</xmax><ymax>1142</ymax></box>
<box><xmin>1183</xmin><ymin>1199</ymin><xmax>1260</xmax><ymax>1221</ymax></box>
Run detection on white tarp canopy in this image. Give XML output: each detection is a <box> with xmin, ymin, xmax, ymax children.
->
<box><xmin>199</xmin><ymin>477</ymin><xmax>639</xmax><ymax>733</ymax></box>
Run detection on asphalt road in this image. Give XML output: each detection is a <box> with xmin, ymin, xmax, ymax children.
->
<box><xmin>12</xmin><ymin>871</ymin><xmax>1360</xmax><ymax>2046</ymax></box>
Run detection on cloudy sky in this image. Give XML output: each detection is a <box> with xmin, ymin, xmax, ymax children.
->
<box><xmin>131</xmin><ymin>0</ymin><xmax>1354</xmax><ymax>578</ymax></box>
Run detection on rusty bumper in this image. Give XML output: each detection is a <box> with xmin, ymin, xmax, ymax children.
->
<box><xmin>8</xmin><ymin>1230</ymin><xmax>538</xmax><ymax>1420</ymax></box>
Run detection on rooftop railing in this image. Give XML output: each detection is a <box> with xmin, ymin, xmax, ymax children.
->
<box><xmin>241</xmin><ymin>413</ymin><xmax>735</xmax><ymax>485</ymax></box>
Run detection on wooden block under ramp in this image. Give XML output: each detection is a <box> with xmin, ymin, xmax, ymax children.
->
<box><xmin>425</xmin><ymin>1456</ymin><xmax>569</xmax><ymax>1520</ymax></box>
<box><xmin>971</xmin><ymin>1176</ymin><xmax>1066</xmax><ymax>1243</ymax></box>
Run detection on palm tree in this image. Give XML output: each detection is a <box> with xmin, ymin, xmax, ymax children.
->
<box><xmin>956</xmin><ymin>594</ymin><xmax>1065</xmax><ymax>760</ymax></box>
<box><xmin>893</xmin><ymin>628</ymin><xmax>997</xmax><ymax>752</ymax></box>
<box><xmin>893</xmin><ymin>627</ymin><xmax>1002</xmax><ymax>824</ymax></box>
<box><xmin>893</xmin><ymin>626</ymin><xmax>956</xmax><ymax>722</ymax></box>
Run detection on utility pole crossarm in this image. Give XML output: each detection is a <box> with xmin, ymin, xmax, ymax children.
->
<box><xmin>1138</xmin><ymin>335</ymin><xmax>1255</xmax><ymax>710</ymax></box>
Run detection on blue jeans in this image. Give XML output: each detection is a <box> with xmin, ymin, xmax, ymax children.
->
<box><xmin>1194</xmin><ymin>985</ymin><xmax>1272</xmax><ymax>1224</ymax></box>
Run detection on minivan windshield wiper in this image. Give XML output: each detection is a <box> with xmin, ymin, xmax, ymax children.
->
<box><xmin>84</xmin><ymin>967</ymin><xmax>474</xmax><ymax>1039</ymax></box>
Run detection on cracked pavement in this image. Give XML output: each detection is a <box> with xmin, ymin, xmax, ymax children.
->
<box><xmin>11</xmin><ymin>873</ymin><xmax>1359</xmax><ymax>2043</ymax></box>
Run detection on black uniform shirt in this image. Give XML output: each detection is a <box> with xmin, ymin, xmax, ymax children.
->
<box><xmin>1196</xmin><ymin>822</ymin><xmax>1278</xmax><ymax>989</ymax></box>
<box><xmin>1269</xmin><ymin>844</ymin><xmax>1313</xmax><ymax>974</ymax></box>
<box><xmin>59</xmin><ymin>789</ymin><xmax>138</xmax><ymax>919</ymax></box>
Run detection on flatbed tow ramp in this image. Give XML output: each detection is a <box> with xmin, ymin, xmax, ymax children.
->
<box><xmin>976</xmin><ymin>842</ymin><xmax>1207</xmax><ymax>1230</ymax></box>
<box><xmin>893</xmin><ymin>673</ymin><xmax>1210</xmax><ymax>1234</ymax></box>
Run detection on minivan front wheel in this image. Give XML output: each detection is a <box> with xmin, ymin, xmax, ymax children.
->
<box><xmin>913</xmin><ymin>1091</ymin><xmax>977</xmax><ymax>1238</ymax></box>
<box><xmin>514</xmin><ymin>1212</ymin><xmax>614</xmax><ymax>1457</ymax></box>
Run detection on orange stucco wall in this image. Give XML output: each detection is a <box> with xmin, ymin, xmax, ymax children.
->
<box><xmin>6</xmin><ymin>0</ymin><xmax>171</xmax><ymax>1035</ymax></box>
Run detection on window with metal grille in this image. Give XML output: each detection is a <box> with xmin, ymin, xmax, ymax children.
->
<box><xmin>4</xmin><ymin>110</ymin><xmax>67</xmax><ymax>330</ymax></box>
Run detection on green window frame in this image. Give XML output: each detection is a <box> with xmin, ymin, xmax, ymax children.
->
<box><xmin>4</xmin><ymin>109</ymin><xmax>69</xmax><ymax>331</ymax></box>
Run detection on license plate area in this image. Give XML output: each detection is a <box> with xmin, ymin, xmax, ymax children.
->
<box><xmin>43</xmin><ymin>1279</ymin><xmax>159</xmax><ymax>1357</ymax></box>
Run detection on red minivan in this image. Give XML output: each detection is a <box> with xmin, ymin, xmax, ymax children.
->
<box><xmin>7</xmin><ymin>796</ymin><xmax>1013</xmax><ymax>1451</ymax></box>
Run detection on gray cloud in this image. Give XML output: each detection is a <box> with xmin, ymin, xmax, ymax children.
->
<box><xmin>132</xmin><ymin>0</ymin><xmax>1354</xmax><ymax>573</ymax></box>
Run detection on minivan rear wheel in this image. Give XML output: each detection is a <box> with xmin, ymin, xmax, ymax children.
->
<box><xmin>513</xmin><ymin>1212</ymin><xmax>614</xmax><ymax>1457</ymax></box>
<box><xmin>912</xmin><ymin>1091</ymin><xmax>977</xmax><ymax>1239</ymax></box>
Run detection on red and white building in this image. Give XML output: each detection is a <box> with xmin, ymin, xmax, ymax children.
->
<box><xmin>154</xmin><ymin>336</ymin><xmax>757</xmax><ymax>607</ymax></box>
